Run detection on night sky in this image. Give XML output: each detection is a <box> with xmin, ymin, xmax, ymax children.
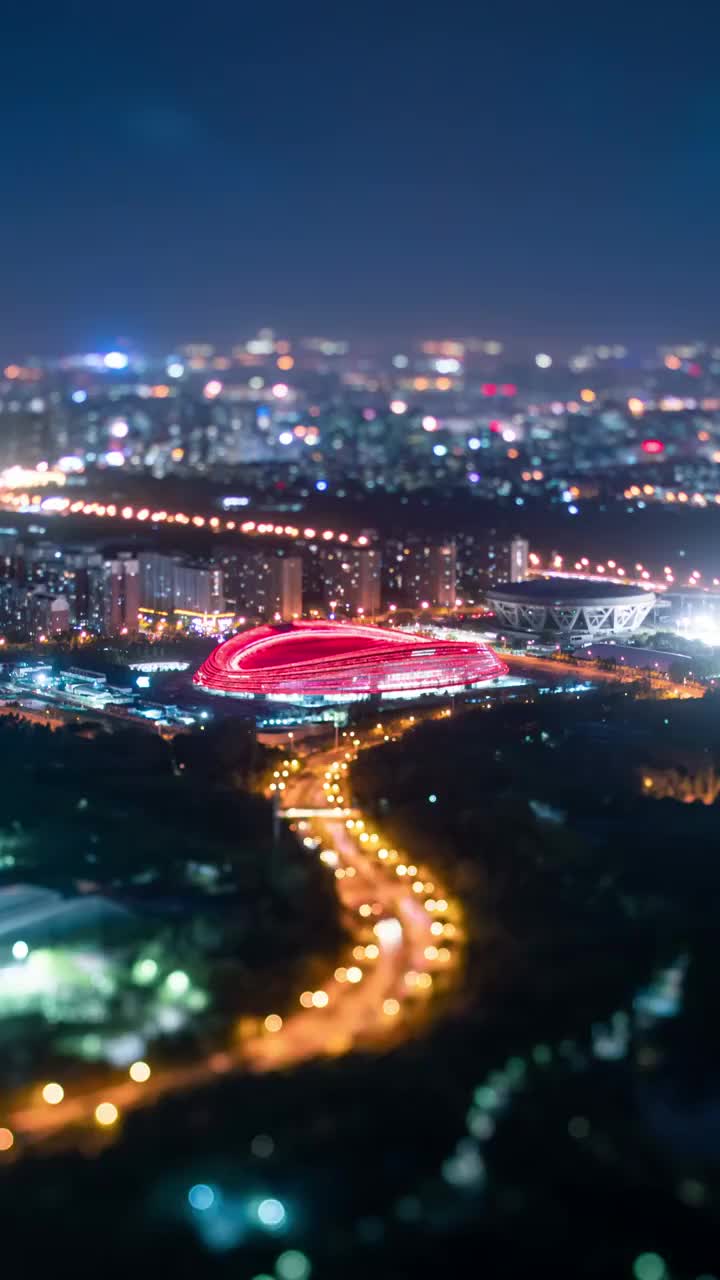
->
<box><xmin>4</xmin><ymin>3</ymin><xmax>720</xmax><ymax>352</ymax></box>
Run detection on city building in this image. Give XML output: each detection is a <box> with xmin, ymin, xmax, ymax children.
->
<box><xmin>137</xmin><ymin>552</ymin><xmax>223</xmax><ymax>618</ymax></box>
<box><xmin>402</xmin><ymin>541</ymin><xmax>457</xmax><ymax>607</ymax></box>
<box><xmin>268</xmin><ymin>555</ymin><xmax>302</xmax><ymax>620</ymax></box>
<box><xmin>322</xmin><ymin>547</ymin><xmax>382</xmax><ymax>617</ymax></box>
<box><xmin>216</xmin><ymin>548</ymin><xmax>301</xmax><ymax>620</ymax></box>
<box><xmin>103</xmin><ymin>558</ymin><xmax>140</xmax><ymax>633</ymax></box>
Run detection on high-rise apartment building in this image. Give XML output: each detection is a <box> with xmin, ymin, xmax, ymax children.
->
<box><xmin>216</xmin><ymin>549</ymin><xmax>301</xmax><ymax>619</ymax></box>
<box><xmin>403</xmin><ymin>541</ymin><xmax>457</xmax><ymax>607</ymax></box>
<box><xmin>136</xmin><ymin>552</ymin><xmax>224</xmax><ymax>617</ymax></box>
<box><xmin>490</xmin><ymin>535</ymin><xmax>529</xmax><ymax>584</ymax></box>
<box><xmin>268</xmin><ymin>556</ymin><xmax>302</xmax><ymax>621</ymax></box>
<box><xmin>103</xmin><ymin>558</ymin><xmax>140</xmax><ymax>633</ymax></box>
<box><xmin>322</xmin><ymin>547</ymin><xmax>381</xmax><ymax>616</ymax></box>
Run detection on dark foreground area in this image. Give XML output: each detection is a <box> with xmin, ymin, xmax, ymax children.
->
<box><xmin>2</xmin><ymin>690</ymin><xmax>720</xmax><ymax>1278</ymax></box>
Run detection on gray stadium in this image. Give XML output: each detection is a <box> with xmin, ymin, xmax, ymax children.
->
<box><xmin>487</xmin><ymin>578</ymin><xmax>656</xmax><ymax>641</ymax></box>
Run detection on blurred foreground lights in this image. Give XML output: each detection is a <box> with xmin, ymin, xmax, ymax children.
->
<box><xmin>257</xmin><ymin>1198</ymin><xmax>286</xmax><ymax>1228</ymax></box>
<box><xmin>299</xmin><ymin>991</ymin><xmax>314</xmax><ymax>1008</ymax></box>
<box><xmin>11</xmin><ymin>939</ymin><xmax>28</xmax><ymax>960</ymax></box>
<box><xmin>251</xmin><ymin>1133</ymin><xmax>275</xmax><ymax>1158</ymax></box>
<box><xmin>132</xmin><ymin>957</ymin><xmax>158</xmax><ymax>985</ymax></box>
<box><xmin>346</xmin><ymin>966</ymin><xmax>363</xmax><ymax>984</ymax></box>
<box><xmin>633</xmin><ymin>1254</ymin><xmax>667</xmax><ymax>1280</ymax></box>
<box><xmin>442</xmin><ymin>1138</ymin><xmax>486</xmax><ymax>1188</ymax></box>
<box><xmin>276</xmin><ymin>1250</ymin><xmax>312</xmax><ymax>1280</ymax></box>
<box><xmin>0</xmin><ymin>1127</ymin><xmax>13</xmax><ymax>1152</ymax></box>
<box><xmin>42</xmin><ymin>1082</ymin><xmax>64</xmax><ymax>1105</ymax></box>
<box><xmin>568</xmin><ymin>1115</ymin><xmax>590</xmax><ymax>1140</ymax></box>
<box><xmin>95</xmin><ymin>1102</ymin><xmax>119</xmax><ymax>1127</ymax></box>
<box><xmin>264</xmin><ymin>1014</ymin><xmax>283</xmax><ymax>1033</ymax></box>
<box><xmin>188</xmin><ymin>1184</ymin><xmax>215</xmax><ymax>1212</ymax></box>
<box><xmin>166</xmin><ymin>969</ymin><xmax>190</xmax><ymax>996</ymax></box>
<box><xmin>311</xmin><ymin>990</ymin><xmax>329</xmax><ymax>1008</ymax></box>
<box><xmin>383</xmin><ymin>998</ymin><xmax>400</xmax><ymax>1017</ymax></box>
<box><xmin>129</xmin><ymin>1060</ymin><xmax>151</xmax><ymax>1083</ymax></box>
<box><xmin>535</xmin><ymin>352</ymin><xmax>552</xmax><ymax>369</ymax></box>
<box><xmin>373</xmin><ymin>917</ymin><xmax>402</xmax><ymax>946</ymax></box>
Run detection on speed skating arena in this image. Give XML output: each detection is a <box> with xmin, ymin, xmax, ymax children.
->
<box><xmin>194</xmin><ymin>620</ymin><xmax>508</xmax><ymax>704</ymax></box>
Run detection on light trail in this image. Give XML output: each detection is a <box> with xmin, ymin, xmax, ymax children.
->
<box><xmin>0</xmin><ymin>483</ymin><xmax>372</xmax><ymax>552</ymax></box>
<box><xmin>2</xmin><ymin>732</ymin><xmax>462</xmax><ymax>1152</ymax></box>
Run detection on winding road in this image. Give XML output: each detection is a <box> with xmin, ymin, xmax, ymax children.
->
<box><xmin>3</xmin><ymin>735</ymin><xmax>461</xmax><ymax>1150</ymax></box>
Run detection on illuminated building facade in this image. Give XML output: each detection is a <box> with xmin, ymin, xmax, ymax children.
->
<box><xmin>322</xmin><ymin>548</ymin><xmax>382</xmax><ymax>617</ymax></box>
<box><xmin>193</xmin><ymin>619</ymin><xmax>508</xmax><ymax>704</ymax></box>
<box><xmin>216</xmin><ymin>548</ymin><xmax>302</xmax><ymax>620</ymax></box>
<box><xmin>103</xmin><ymin>558</ymin><xmax>140</xmax><ymax>633</ymax></box>
<box><xmin>403</xmin><ymin>541</ymin><xmax>457</xmax><ymax>607</ymax></box>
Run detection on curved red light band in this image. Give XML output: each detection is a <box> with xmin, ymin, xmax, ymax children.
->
<box><xmin>193</xmin><ymin>621</ymin><xmax>508</xmax><ymax>698</ymax></box>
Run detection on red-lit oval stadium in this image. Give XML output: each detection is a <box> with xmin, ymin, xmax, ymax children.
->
<box><xmin>193</xmin><ymin>620</ymin><xmax>508</xmax><ymax>703</ymax></box>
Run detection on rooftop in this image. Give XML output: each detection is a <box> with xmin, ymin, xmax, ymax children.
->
<box><xmin>488</xmin><ymin>578</ymin><xmax>653</xmax><ymax>603</ymax></box>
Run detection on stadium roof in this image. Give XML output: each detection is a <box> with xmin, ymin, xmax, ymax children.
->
<box><xmin>194</xmin><ymin>620</ymin><xmax>508</xmax><ymax>701</ymax></box>
<box><xmin>488</xmin><ymin>578</ymin><xmax>653</xmax><ymax>603</ymax></box>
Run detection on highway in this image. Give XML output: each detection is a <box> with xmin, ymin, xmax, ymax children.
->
<box><xmin>504</xmin><ymin>651</ymin><xmax>703</xmax><ymax>697</ymax></box>
<box><xmin>3</xmin><ymin>735</ymin><xmax>461</xmax><ymax>1151</ymax></box>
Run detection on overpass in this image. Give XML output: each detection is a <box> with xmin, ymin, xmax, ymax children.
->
<box><xmin>278</xmin><ymin>806</ymin><xmax>361</xmax><ymax>820</ymax></box>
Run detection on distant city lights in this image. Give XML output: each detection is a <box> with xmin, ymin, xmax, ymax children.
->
<box><xmin>103</xmin><ymin>351</ymin><xmax>129</xmax><ymax>370</ymax></box>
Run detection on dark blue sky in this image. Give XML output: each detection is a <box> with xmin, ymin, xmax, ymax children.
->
<box><xmin>3</xmin><ymin>2</ymin><xmax>720</xmax><ymax>351</ymax></box>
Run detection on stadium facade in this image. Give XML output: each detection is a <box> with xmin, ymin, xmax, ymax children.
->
<box><xmin>487</xmin><ymin>579</ymin><xmax>656</xmax><ymax>641</ymax></box>
<box><xmin>193</xmin><ymin>620</ymin><xmax>508</xmax><ymax>705</ymax></box>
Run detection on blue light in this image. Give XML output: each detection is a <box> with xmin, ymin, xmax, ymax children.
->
<box><xmin>257</xmin><ymin>1198</ymin><xmax>286</xmax><ymax>1228</ymax></box>
<box><xmin>428</xmin><ymin>793</ymin><xmax>437</xmax><ymax>804</ymax></box>
<box><xmin>468</xmin><ymin>437</ymin><xmax>481</xmax><ymax>449</ymax></box>
<box><xmin>188</xmin><ymin>1184</ymin><xmax>215</xmax><ymax>1211</ymax></box>
<box><xmin>71</xmin><ymin>389</ymin><xmax>88</xmax><ymax>404</ymax></box>
<box><xmin>568</xmin><ymin>504</ymin><xmax>579</xmax><ymax>515</ymax></box>
<box><xmin>316</xmin><ymin>480</ymin><xmax>328</xmax><ymax>491</ymax></box>
<box><xmin>104</xmin><ymin>351</ymin><xmax>129</xmax><ymax>371</ymax></box>
<box><xmin>278</xmin><ymin>431</ymin><xmax>293</xmax><ymax>446</ymax></box>
<box><xmin>433</xmin><ymin>443</ymin><xmax>448</xmax><ymax>457</ymax></box>
<box><xmin>136</xmin><ymin>675</ymin><xmax>151</xmax><ymax>689</ymax></box>
<box><xmin>468</xmin><ymin>471</ymin><xmax>480</xmax><ymax>483</ymax></box>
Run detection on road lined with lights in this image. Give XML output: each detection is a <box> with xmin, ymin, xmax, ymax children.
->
<box><xmin>0</xmin><ymin>474</ymin><xmax>373</xmax><ymax>554</ymax></box>
<box><xmin>2</xmin><ymin>729</ymin><xmax>461</xmax><ymax>1152</ymax></box>
<box><xmin>3</xmin><ymin>471</ymin><xmax>720</xmax><ymax>599</ymax></box>
<box><xmin>504</xmin><ymin>651</ymin><xmax>702</xmax><ymax>698</ymax></box>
